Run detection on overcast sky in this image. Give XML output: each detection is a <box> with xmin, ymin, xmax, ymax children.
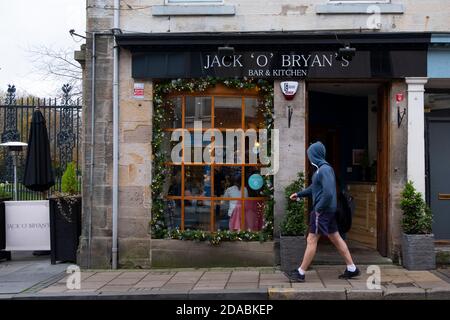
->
<box><xmin>0</xmin><ymin>0</ymin><xmax>85</xmax><ymax>97</ymax></box>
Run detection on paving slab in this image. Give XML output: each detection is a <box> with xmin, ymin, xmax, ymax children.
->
<box><xmin>226</xmin><ymin>282</ymin><xmax>259</xmax><ymax>289</ymax></box>
<box><xmin>99</xmin><ymin>285</ymin><xmax>132</xmax><ymax>293</ymax></box>
<box><xmin>383</xmin><ymin>287</ymin><xmax>426</xmax><ymax>300</ymax></box>
<box><xmin>133</xmin><ymin>281</ymin><xmax>167</xmax><ymax>288</ymax></box>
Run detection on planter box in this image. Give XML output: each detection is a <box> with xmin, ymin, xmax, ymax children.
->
<box><xmin>49</xmin><ymin>197</ymin><xmax>82</xmax><ymax>264</ymax></box>
<box><xmin>151</xmin><ymin>239</ymin><xmax>274</xmax><ymax>268</ymax></box>
<box><xmin>402</xmin><ymin>233</ymin><xmax>436</xmax><ymax>270</ymax></box>
<box><xmin>0</xmin><ymin>198</ymin><xmax>11</xmax><ymax>261</ymax></box>
<box><xmin>280</xmin><ymin>235</ymin><xmax>306</xmax><ymax>272</ymax></box>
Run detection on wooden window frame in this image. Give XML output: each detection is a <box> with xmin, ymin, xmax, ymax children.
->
<box><xmin>163</xmin><ymin>85</ymin><xmax>266</xmax><ymax>232</ymax></box>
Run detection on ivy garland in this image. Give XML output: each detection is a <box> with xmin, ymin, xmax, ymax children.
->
<box><xmin>150</xmin><ymin>77</ymin><xmax>275</xmax><ymax>244</ymax></box>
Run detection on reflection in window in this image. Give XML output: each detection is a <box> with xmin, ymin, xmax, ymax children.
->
<box><xmin>164</xmin><ymin>199</ymin><xmax>182</xmax><ymax>230</ymax></box>
<box><xmin>162</xmin><ymin>97</ymin><xmax>182</xmax><ymax>128</ymax></box>
<box><xmin>214</xmin><ymin>97</ymin><xmax>242</xmax><ymax>129</ymax></box>
<box><xmin>245</xmin><ymin>97</ymin><xmax>264</xmax><ymax>130</ymax></box>
<box><xmin>185</xmin><ymin>96</ymin><xmax>212</xmax><ymax>128</ymax></box>
<box><xmin>184</xmin><ymin>200</ymin><xmax>210</xmax><ymax>231</ymax></box>
<box><xmin>166</xmin><ymin>166</ymin><xmax>182</xmax><ymax>196</ymax></box>
<box><xmin>185</xmin><ymin>166</ymin><xmax>211</xmax><ymax>197</ymax></box>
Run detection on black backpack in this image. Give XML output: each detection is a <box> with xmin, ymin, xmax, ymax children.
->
<box><xmin>336</xmin><ymin>189</ymin><xmax>354</xmax><ymax>234</ymax></box>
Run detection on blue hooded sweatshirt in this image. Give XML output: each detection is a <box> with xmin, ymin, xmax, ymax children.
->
<box><xmin>296</xmin><ymin>142</ymin><xmax>337</xmax><ymax>213</ymax></box>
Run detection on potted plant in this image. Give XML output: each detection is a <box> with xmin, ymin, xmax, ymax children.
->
<box><xmin>49</xmin><ymin>163</ymin><xmax>82</xmax><ymax>264</ymax></box>
<box><xmin>0</xmin><ymin>183</ymin><xmax>12</xmax><ymax>261</ymax></box>
<box><xmin>280</xmin><ymin>172</ymin><xmax>307</xmax><ymax>272</ymax></box>
<box><xmin>400</xmin><ymin>181</ymin><xmax>435</xmax><ymax>270</ymax></box>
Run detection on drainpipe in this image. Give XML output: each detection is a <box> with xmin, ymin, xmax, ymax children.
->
<box><xmin>112</xmin><ymin>0</ymin><xmax>120</xmax><ymax>269</ymax></box>
<box><xmin>88</xmin><ymin>31</ymin><xmax>96</xmax><ymax>268</ymax></box>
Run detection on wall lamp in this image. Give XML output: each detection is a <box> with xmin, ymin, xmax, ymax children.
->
<box><xmin>336</xmin><ymin>44</ymin><xmax>356</xmax><ymax>62</ymax></box>
<box><xmin>218</xmin><ymin>45</ymin><xmax>235</xmax><ymax>56</ymax></box>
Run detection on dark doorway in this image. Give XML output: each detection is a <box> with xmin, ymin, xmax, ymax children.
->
<box><xmin>306</xmin><ymin>82</ymin><xmax>389</xmax><ymax>261</ymax></box>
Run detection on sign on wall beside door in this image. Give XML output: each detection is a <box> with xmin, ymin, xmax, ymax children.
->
<box><xmin>133</xmin><ymin>83</ymin><xmax>144</xmax><ymax>99</ymax></box>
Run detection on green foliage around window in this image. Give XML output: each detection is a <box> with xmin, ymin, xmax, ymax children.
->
<box><xmin>400</xmin><ymin>181</ymin><xmax>433</xmax><ymax>235</ymax></box>
<box><xmin>164</xmin><ymin>229</ymin><xmax>271</xmax><ymax>246</ymax></box>
<box><xmin>280</xmin><ymin>172</ymin><xmax>307</xmax><ymax>236</ymax></box>
<box><xmin>61</xmin><ymin>162</ymin><xmax>79</xmax><ymax>195</ymax></box>
<box><xmin>149</xmin><ymin>77</ymin><xmax>274</xmax><ymax>240</ymax></box>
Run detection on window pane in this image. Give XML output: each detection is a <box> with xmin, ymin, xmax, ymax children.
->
<box><xmin>162</xmin><ymin>97</ymin><xmax>182</xmax><ymax>129</ymax></box>
<box><xmin>185</xmin><ymin>96</ymin><xmax>212</xmax><ymax>128</ymax></box>
<box><xmin>245</xmin><ymin>97</ymin><xmax>264</xmax><ymax>130</ymax></box>
<box><xmin>213</xmin><ymin>166</ymin><xmax>244</xmax><ymax>197</ymax></box>
<box><xmin>166</xmin><ymin>166</ymin><xmax>182</xmax><ymax>196</ymax></box>
<box><xmin>184</xmin><ymin>200</ymin><xmax>210</xmax><ymax>231</ymax></box>
<box><xmin>245</xmin><ymin>167</ymin><xmax>265</xmax><ymax>197</ymax></box>
<box><xmin>244</xmin><ymin>131</ymin><xmax>263</xmax><ymax>165</ymax></box>
<box><xmin>215</xmin><ymin>199</ymin><xmax>265</xmax><ymax>231</ymax></box>
<box><xmin>243</xmin><ymin>200</ymin><xmax>265</xmax><ymax>231</ymax></box>
<box><xmin>218</xmin><ymin>200</ymin><xmax>243</xmax><ymax>231</ymax></box>
<box><xmin>183</xmin><ymin>131</ymin><xmax>212</xmax><ymax>164</ymax></box>
<box><xmin>162</xmin><ymin>131</ymin><xmax>182</xmax><ymax>163</ymax></box>
<box><xmin>185</xmin><ymin>166</ymin><xmax>211</xmax><ymax>197</ymax></box>
<box><xmin>214</xmin><ymin>97</ymin><xmax>242</xmax><ymax>129</ymax></box>
<box><xmin>164</xmin><ymin>199</ymin><xmax>182</xmax><ymax>230</ymax></box>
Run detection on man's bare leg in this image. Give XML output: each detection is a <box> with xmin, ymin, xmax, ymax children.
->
<box><xmin>299</xmin><ymin>233</ymin><xmax>321</xmax><ymax>271</ymax></box>
<box><xmin>328</xmin><ymin>231</ymin><xmax>354</xmax><ymax>265</ymax></box>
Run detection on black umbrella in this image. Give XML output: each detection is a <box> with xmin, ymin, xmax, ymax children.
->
<box><xmin>23</xmin><ymin>108</ymin><xmax>55</xmax><ymax>192</ymax></box>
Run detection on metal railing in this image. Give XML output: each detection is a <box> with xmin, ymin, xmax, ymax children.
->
<box><xmin>0</xmin><ymin>84</ymin><xmax>82</xmax><ymax>200</ymax></box>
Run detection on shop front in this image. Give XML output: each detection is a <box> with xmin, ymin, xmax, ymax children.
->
<box><xmin>105</xmin><ymin>32</ymin><xmax>430</xmax><ymax>268</ymax></box>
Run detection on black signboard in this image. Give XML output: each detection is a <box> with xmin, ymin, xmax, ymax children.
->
<box><xmin>131</xmin><ymin>50</ymin><xmax>427</xmax><ymax>79</ymax></box>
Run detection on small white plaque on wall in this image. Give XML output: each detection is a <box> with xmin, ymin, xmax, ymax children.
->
<box><xmin>133</xmin><ymin>83</ymin><xmax>145</xmax><ymax>99</ymax></box>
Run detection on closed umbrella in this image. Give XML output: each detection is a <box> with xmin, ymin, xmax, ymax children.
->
<box><xmin>23</xmin><ymin>108</ymin><xmax>55</xmax><ymax>192</ymax></box>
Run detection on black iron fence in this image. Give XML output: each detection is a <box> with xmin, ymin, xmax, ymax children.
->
<box><xmin>0</xmin><ymin>84</ymin><xmax>82</xmax><ymax>200</ymax></box>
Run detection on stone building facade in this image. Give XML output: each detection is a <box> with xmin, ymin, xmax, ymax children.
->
<box><xmin>78</xmin><ymin>0</ymin><xmax>450</xmax><ymax>268</ymax></box>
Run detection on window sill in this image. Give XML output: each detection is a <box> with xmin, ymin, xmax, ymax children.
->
<box><xmin>315</xmin><ymin>3</ymin><xmax>404</xmax><ymax>14</ymax></box>
<box><xmin>152</xmin><ymin>5</ymin><xmax>235</xmax><ymax>16</ymax></box>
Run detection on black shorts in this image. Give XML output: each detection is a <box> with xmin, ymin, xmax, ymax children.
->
<box><xmin>309</xmin><ymin>211</ymin><xmax>338</xmax><ymax>236</ymax></box>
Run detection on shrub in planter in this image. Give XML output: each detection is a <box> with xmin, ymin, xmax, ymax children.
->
<box><xmin>400</xmin><ymin>181</ymin><xmax>435</xmax><ymax>270</ymax></box>
<box><xmin>49</xmin><ymin>163</ymin><xmax>82</xmax><ymax>264</ymax></box>
<box><xmin>280</xmin><ymin>172</ymin><xmax>307</xmax><ymax>272</ymax></box>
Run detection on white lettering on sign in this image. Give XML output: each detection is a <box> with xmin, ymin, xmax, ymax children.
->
<box><xmin>204</xmin><ymin>54</ymin><xmax>243</xmax><ymax>69</ymax></box>
<box><xmin>203</xmin><ymin>52</ymin><xmax>352</xmax><ymax>76</ymax></box>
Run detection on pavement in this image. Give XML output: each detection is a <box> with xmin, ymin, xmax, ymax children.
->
<box><xmin>0</xmin><ymin>251</ymin><xmax>69</xmax><ymax>297</ymax></box>
<box><xmin>1</xmin><ymin>256</ymin><xmax>450</xmax><ymax>299</ymax></box>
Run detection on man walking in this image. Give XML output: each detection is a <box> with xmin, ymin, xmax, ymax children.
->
<box><xmin>288</xmin><ymin>141</ymin><xmax>360</xmax><ymax>282</ymax></box>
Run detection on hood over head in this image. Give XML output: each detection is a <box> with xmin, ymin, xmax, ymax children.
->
<box><xmin>307</xmin><ymin>141</ymin><xmax>328</xmax><ymax>168</ymax></box>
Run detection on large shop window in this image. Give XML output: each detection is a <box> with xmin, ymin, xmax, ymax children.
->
<box><xmin>162</xmin><ymin>88</ymin><xmax>267</xmax><ymax>232</ymax></box>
